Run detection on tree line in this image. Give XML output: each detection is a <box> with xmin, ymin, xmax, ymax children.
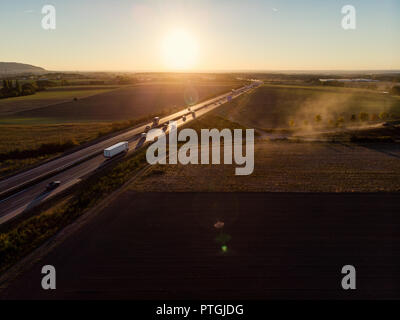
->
<box><xmin>0</xmin><ymin>79</ymin><xmax>55</xmax><ymax>99</ymax></box>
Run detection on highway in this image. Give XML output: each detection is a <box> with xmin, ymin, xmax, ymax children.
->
<box><xmin>0</xmin><ymin>83</ymin><xmax>259</xmax><ymax>225</ymax></box>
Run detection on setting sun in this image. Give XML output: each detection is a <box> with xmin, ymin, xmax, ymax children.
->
<box><xmin>162</xmin><ymin>29</ymin><xmax>199</xmax><ymax>70</ymax></box>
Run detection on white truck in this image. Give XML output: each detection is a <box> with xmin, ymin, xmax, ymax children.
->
<box><xmin>103</xmin><ymin>141</ymin><xmax>129</xmax><ymax>158</ymax></box>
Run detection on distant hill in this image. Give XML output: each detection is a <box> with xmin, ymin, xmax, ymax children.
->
<box><xmin>0</xmin><ymin>62</ymin><xmax>46</xmax><ymax>74</ymax></box>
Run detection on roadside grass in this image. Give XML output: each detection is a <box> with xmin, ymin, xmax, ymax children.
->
<box><xmin>0</xmin><ymin>155</ymin><xmax>60</xmax><ymax>178</ymax></box>
<box><xmin>0</xmin><ymin>147</ymin><xmax>148</xmax><ymax>273</ymax></box>
<box><xmin>0</xmin><ymin>122</ymin><xmax>118</xmax><ymax>178</ymax></box>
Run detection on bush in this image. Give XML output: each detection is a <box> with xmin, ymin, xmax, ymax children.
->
<box><xmin>21</xmin><ymin>83</ymin><xmax>37</xmax><ymax>96</ymax></box>
<box><xmin>370</xmin><ymin>114</ymin><xmax>379</xmax><ymax>121</ymax></box>
<box><xmin>379</xmin><ymin>112</ymin><xmax>389</xmax><ymax>120</ymax></box>
<box><xmin>359</xmin><ymin>112</ymin><xmax>369</xmax><ymax>121</ymax></box>
<box><xmin>391</xmin><ymin>86</ymin><xmax>400</xmax><ymax>95</ymax></box>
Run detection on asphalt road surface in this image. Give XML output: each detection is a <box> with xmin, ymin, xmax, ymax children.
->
<box><xmin>0</xmin><ymin>84</ymin><xmax>258</xmax><ymax>224</ymax></box>
<box><xmin>1</xmin><ymin>192</ymin><xmax>399</xmax><ymax>299</ymax></box>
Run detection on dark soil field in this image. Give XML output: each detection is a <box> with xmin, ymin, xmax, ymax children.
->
<box><xmin>2</xmin><ymin>192</ymin><xmax>399</xmax><ymax>299</ymax></box>
<box><xmin>12</xmin><ymin>82</ymin><xmax>239</xmax><ymax>122</ymax></box>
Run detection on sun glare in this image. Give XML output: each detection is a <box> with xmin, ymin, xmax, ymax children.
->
<box><xmin>162</xmin><ymin>29</ymin><xmax>198</xmax><ymax>70</ymax></box>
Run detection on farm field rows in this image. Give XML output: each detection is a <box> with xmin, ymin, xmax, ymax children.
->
<box><xmin>0</xmin><ymin>85</ymin><xmax>121</xmax><ymax>117</ymax></box>
<box><xmin>215</xmin><ymin>84</ymin><xmax>400</xmax><ymax>129</ymax></box>
<box><xmin>3</xmin><ymin>191</ymin><xmax>400</xmax><ymax>299</ymax></box>
<box><xmin>129</xmin><ymin>84</ymin><xmax>400</xmax><ymax>193</ymax></box>
<box><xmin>7</xmin><ymin>82</ymin><xmax>241</xmax><ymax>122</ymax></box>
<box><xmin>130</xmin><ymin>140</ymin><xmax>400</xmax><ymax>193</ymax></box>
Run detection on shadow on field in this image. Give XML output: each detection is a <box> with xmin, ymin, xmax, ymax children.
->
<box><xmin>356</xmin><ymin>143</ymin><xmax>400</xmax><ymax>159</ymax></box>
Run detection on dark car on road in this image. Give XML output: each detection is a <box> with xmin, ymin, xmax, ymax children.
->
<box><xmin>46</xmin><ymin>181</ymin><xmax>61</xmax><ymax>191</ymax></box>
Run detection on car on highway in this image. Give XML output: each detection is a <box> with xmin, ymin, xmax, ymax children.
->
<box><xmin>182</xmin><ymin>116</ymin><xmax>186</xmax><ymax>122</ymax></box>
<box><xmin>162</xmin><ymin>123</ymin><xmax>168</xmax><ymax>132</ymax></box>
<box><xmin>152</xmin><ymin>117</ymin><xmax>160</xmax><ymax>127</ymax></box>
<box><xmin>140</xmin><ymin>132</ymin><xmax>147</xmax><ymax>138</ymax></box>
<box><xmin>145</xmin><ymin>125</ymin><xmax>151</xmax><ymax>132</ymax></box>
<box><xmin>46</xmin><ymin>181</ymin><xmax>61</xmax><ymax>191</ymax></box>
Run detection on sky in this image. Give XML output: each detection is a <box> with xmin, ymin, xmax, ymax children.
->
<box><xmin>0</xmin><ymin>0</ymin><xmax>399</xmax><ymax>72</ymax></box>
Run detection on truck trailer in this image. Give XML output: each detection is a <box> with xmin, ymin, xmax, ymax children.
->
<box><xmin>103</xmin><ymin>141</ymin><xmax>129</xmax><ymax>158</ymax></box>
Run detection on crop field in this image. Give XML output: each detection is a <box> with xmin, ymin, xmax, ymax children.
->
<box><xmin>130</xmin><ymin>140</ymin><xmax>400</xmax><ymax>193</ymax></box>
<box><xmin>7</xmin><ymin>82</ymin><xmax>241</xmax><ymax>122</ymax></box>
<box><xmin>216</xmin><ymin>84</ymin><xmax>400</xmax><ymax>129</ymax></box>
<box><xmin>0</xmin><ymin>85</ymin><xmax>121</xmax><ymax>117</ymax></box>
<box><xmin>0</xmin><ymin>122</ymin><xmax>125</xmax><ymax>154</ymax></box>
<box><xmin>0</xmin><ymin>122</ymin><xmax>125</xmax><ymax>177</ymax></box>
